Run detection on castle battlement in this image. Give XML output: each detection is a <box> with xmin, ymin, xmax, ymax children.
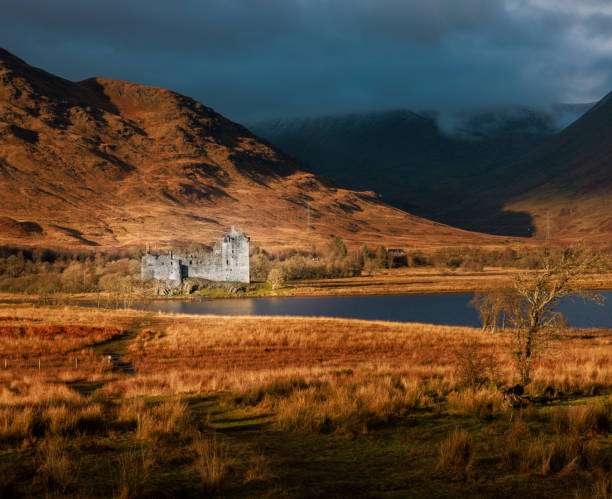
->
<box><xmin>141</xmin><ymin>227</ymin><xmax>250</xmax><ymax>284</ymax></box>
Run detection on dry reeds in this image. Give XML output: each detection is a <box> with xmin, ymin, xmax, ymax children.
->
<box><xmin>447</xmin><ymin>388</ymin><xmax>505</xmax><ymax>420</ymax></box>
<box><xmin>36</xmin><ymin>436</ymin><xmax>79</xmax><ymax>495</ymax></box>
<box><xmin>550</xmin><ymin>404</ymin><xmax>610</xmax><ymax>435</ymax></box>
<box><xmin>115</xmin><ymin>447</ymin><xmax>155</xmax><ymax>499</ymax></box>
<box><xmin>438</xmin><ymin>428</ymin><xmax>473</xmax><ymax>473</ymax></box>
<box><xmin>273</xmin><ymin>376</ymin><xmax>431</xmax><ymax>435</ymax></box>
<box><xmin>192</xmin><ymin>435</ymin><xmax>232</xmax><ymax>492</ymax></box>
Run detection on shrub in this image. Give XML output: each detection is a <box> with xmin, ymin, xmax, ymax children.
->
<box><xmin>453</xmin><ymin>339</ymin><xmax>499</xmax><ymax>389</ymax></box>
<box><xmin>267</xmin><ymin>268</ymin><xmax>286</xmax><ymax>290</ymax></box>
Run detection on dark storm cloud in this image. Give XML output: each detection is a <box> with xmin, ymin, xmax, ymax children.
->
<box><xmin>2</xmin><ymin>0</ymin><xmax>611</xmax><ymax>121</ymax></box>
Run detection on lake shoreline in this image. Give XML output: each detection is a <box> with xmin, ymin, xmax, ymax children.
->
<box><xmin>0</xmin><ymin>269</ymin><xmax>610</xmax><ymax>304</ymax></box>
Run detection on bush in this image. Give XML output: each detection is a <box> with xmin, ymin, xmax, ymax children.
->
<box><xmin>267</xmin><ymin>268</ymin><xmax>286</xmax><ymax>289</ymax></box>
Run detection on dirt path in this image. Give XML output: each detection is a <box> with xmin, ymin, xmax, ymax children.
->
<box><xmin>71</xmin><ymin>315</ymin><xmax>157</xmax><ymax>395</ymax></box>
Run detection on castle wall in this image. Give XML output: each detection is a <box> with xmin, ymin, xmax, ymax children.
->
<box><xmin>140</xmin><ymin>253</ymin><xmax>182</xmax><ymax>284</ymax></box>
<box><xmin>141</xmin><ymin>228</ymin><xmax>250</xmax><ymax>284</ymax></box>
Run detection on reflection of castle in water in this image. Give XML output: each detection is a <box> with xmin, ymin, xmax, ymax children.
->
<box><xmin>140</xmin><ymin>227</ymin><xmax>250</xmax><ymax>284</ymax></box>
<box><xmin>140</xmin><ymin>298</ymin><xmax>257</xmax><ymax>316</ymax></box>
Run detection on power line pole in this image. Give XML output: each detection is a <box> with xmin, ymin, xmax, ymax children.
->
<box><xmin>307</xmin><ymin>202</ymin><xmax>311</xmax><ymax>233</ymax></box>
<box><xmin>546</xmin><ymin>211</ymin><xmax>551</xmax><ymax>243</ymax></box>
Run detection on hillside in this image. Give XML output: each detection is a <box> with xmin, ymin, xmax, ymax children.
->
<box><xmin>251</xmin><ymin>104</ymin><xmax>599</xmax><ymax>238</ymax></box>
<box><xmin>502</xmin><ymin>95</ymin><xmax>612</xmax><ymax>242</ymax></box>
<box><xmin>0</xmin><ymin>49</ymin><xmax>498</xmax><ymax>252</ymax></box>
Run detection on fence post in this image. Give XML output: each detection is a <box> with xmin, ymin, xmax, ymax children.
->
<box><xmin>38</xmin><ymin>359</ymin><xmax>41</xmax><ymax>371</ymax></box>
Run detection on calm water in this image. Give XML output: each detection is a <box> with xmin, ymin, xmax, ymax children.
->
<box><xmin>120</xmin><ymin>291</ymin><xmax>611</xmax><ymax>328</ymax></box>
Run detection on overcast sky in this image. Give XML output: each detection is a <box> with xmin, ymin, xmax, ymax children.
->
<box><xmin>2</xmin><ymin>0</ymin><xmax>612</xmax><ymax>122</ymax></box>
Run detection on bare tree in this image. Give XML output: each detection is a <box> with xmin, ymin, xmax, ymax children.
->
<box><xmin>471</xmin><ymin>290</ymin><xmax>515</xmax><ymax>333</ymax></box>
<box><xmin>504</xmin><ymin>247</ymin><xmax>603</xmax><ymax>386</ymax></box>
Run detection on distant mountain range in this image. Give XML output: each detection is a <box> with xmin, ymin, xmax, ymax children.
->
<box><xmin>251</xmin><ymin>101</ymin><xmax>610</xmax><ymax>242</ymax></box>
<box><xmin>0</xmin><ymin>48</ymin><xmax>499</xmax><ymax>251</ymax></box>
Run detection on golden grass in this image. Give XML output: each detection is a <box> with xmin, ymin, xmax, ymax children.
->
<box><xmin>36</xmin><ymin>436</ymin><xmax>79</xmax><ymax>495</ymax></box>
<box><xmin>192</xmin><ymin>435</ymin><xmax>232</xmax><ymax>492</ymax></box>
<box><xmin>0</xmin><ymin>303</ymin><xmax>610</xmax><ymax>496</ymax></box>
<box><xmin>115</xmin><ymin>447</ymin><xmax>155</xmax><ymax>499</ymax></box>
<box><xmin>2</xmin><ymin>304</ymin><xmax>609</xmax><ymax>399</ymax></box>
<box><xmin>438</xmin><ymin>428</ymin><xmax>473</xmax><ymax>473</ymax></box>
<box><xmin>289</xmin><ymin>267</ymin><xmax>612</xmax><ymax>296</ymax></box>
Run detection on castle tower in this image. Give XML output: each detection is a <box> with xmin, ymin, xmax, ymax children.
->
<box><xmin>220</xmin><ymin>227</ymin><xmax>250</xmax><ymax>282</ymax></box>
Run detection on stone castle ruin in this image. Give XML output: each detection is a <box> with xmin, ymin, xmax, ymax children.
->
<box><xmin>141</xmin><ymin>228</ymin><xmax>250</xmax><ymax>285</ymax></box>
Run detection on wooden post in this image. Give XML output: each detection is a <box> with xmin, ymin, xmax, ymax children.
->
<box><xmin>38</xmin><ymin>359</ymin><xmax>41</xmax><ymax>371</ymax></box>
<box><xmin>75</xmin><ymin>358</ymin><xmax>78</xmax><ymax>369</ymax></box>
<box><xmin>4</xmin><ymin>359</ymin><xmax>6</xmax><ymax>369</ymax></box>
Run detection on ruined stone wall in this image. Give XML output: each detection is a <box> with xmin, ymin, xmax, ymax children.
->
<box><xmin>141</xmin><ymin>228</ymin><xmax>250</xmax><ymax>284</ymax></box>
<box><xmin>140</xmin><ymin>253</ymin><xmax>182</xmax><ymax>284</ymax></box>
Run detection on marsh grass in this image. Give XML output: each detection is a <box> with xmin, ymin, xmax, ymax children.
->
<box><xmin>0</xmin><ymin>305</ymin><xmax>610</xmax><ymax>497</ymax></box>
<box><xmin>438</xmin><ymin>428</ymin><xmax>473</xmax><ymax>473</ymax></box>
<box><xmin>503</xmin><ymin>433</ymin><xmax>601</xmax><ymax>475</ymax></box>
<box><xmin>273</xmin><ymin>376</ymin><xmax>432</xmax><ymax>436</ymax></box>
<box><xmin>36</xmin><ymin>436</ymin><xmax>79</xmax><ymax>496</ymax></box>
<box><xmin>573</xmin><ymin>471</ymin><xmax>612</xmax><ymax>499</ymax></box>
<box><xmin>115</xmin><ymin>447</ymin><xmax>155</xmax><ymax>499</ymax></box>
<box><xmin>192</xmin><ymin>435</ymin><xmax>232</xmax><ymax>493</ymax></box>
<box><xmin>244</xmin><ymin>453</ymin><xmax>272</xmax><ymax>483</ymax></box>
<box><xmin>550</xmin><ymin>404</ymin><xmax>610</xmax><ymax>435</ymax></box>
<box><xmin>447</xmin><ymin>388</ymin><xmax>505</xmax><ymax>420</ymax></box>
<box><xmin>134</xmin><ymin>399</ymin><xmax>190</xmax><ymax>441</ymax></box>
<box><xmin>232</xmin><ymin>376</ymin><xmax>312</xmax><ymax>406</ymax></box>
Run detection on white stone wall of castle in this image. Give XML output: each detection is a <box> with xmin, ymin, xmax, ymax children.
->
<box><xmin>141</xmin><ymin>229</ymin><xmax>250</xmax><ymax>284</ymax></box>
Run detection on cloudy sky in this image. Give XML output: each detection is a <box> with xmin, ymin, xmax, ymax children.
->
<box><xmin>2</xmin><ymin>0</ymin><xmax>612</xmax><ymax>122</ymax></box>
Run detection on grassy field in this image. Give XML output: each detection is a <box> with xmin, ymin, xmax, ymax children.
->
<box><xmin>288</xmin><ymin>267</ymin><xmax>612</xmax><ymax>296</ymax></box>
<box><xmin>0</xmin><ymin>305</ymin><xmax>610</xmax><ymax>497</ymax></box>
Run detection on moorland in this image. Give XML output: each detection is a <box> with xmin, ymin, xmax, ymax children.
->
<box><xmin>0</xmin><ymin>305</ymin><xmax>610</xmax><ymax>497</ymax></box>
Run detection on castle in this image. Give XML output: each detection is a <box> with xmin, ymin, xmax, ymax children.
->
<box><xmin>140</xmin><ymin>227</ymin><xmax>250</xmax><ymax>285</ymax></box>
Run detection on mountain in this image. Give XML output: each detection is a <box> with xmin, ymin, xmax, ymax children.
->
<box><xmin>501</xmin><ymin>95</ymin><xmax>612</xmax><ymax>242</ymax></box>
<box><xmin>250</xmin><ymin>104</ymin><xmax>598</xmax><ymax>238</ymax></box>
<box><xmin>0</xmin><ymin>48</ymin><xmax>497</xmax><ymax>251</ymax></box>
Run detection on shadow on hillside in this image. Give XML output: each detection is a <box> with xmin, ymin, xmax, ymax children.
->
<box><xmin>78</xmin><ymin>78</ymin><xmax>121</xmax><ymax>115</ymax></box>
<box><xmin>408</xmin><ymin>203</ymin><xmax>536</xmax><ymax>238</ymax></box>
<box><xmin>450</xmin><ymin>204</ymin><xmax>536</xmax><ymax>237</ymax></box>
<box><xmin>49</xmin><ymin>225</ymin><xmax>100</xmax><ymax>246</ymax></box>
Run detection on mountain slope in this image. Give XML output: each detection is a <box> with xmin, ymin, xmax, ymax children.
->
<box><xmin>501</xmin><ymin>94</ymin><xmax>612</xmax><ymax>242</ymax></box>
<box><xmin>0</xmin><ymin>49</ymin><xmax>496</xmax><ymax>251</ymax></box>
<box><xmin>251</xmin><ymin>105</ymin><xmax>595</xmax><ymax>237</ymax></box>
